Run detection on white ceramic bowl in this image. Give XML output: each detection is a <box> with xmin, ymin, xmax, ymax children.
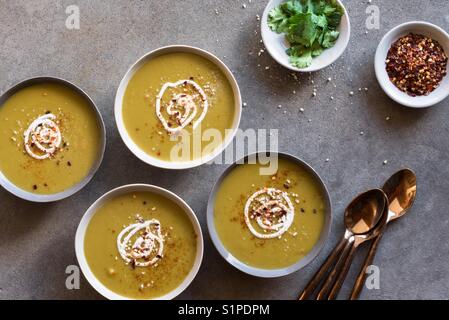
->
<box><xmin>115</xmin><ymin>45</ymin><xmax>242</xmax><ymax>169</ymax></box>
<box><xmin>375</xmin><ymin>21</ymin><xmax>449</xmax><ymax>108</ymax></box>
<box><xmin>261</xmin><ymin>0</ymin><xmax>351</xmax><ymax>72</ymax></box>
<box><xmin>0</xmin><ymin>77</ymin><xmax>106</xmax><ymax>202</ymax></box>
<box><xmin>207</xmin><ymin>152</ymin><xmax>332</xmax><ymax>278</ymax></box>
<box><xmin>75</xmin><ymin>184</ymin><xmax>204</xmax><ymax>300</ymax></box>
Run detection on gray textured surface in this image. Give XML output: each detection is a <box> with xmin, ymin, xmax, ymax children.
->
<box><xmin>0</xmin><ymin>0</ymin><xmax>448</xmax><ymax>300</ymax></box>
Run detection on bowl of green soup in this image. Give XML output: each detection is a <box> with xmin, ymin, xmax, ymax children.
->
<box><xmin>0</xmin><ymin>77</ymin><xmax>106</xmax><ymax>202</ymax></box>
<box><xmin>115</xmin><ymin>45</ymin><xmax>242</xmax><ymax>169</ymax></box>
<box><xmin>207</xmin><ymin>152</ymin><xmax>332</xmax><ymax>277</ymax></box>
<box><xmin>75</xmin><ymin>184</ymin><xmax>204</xmax><ymax>300</ymax></box>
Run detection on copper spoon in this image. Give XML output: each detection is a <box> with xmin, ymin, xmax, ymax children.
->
<box><xmin>298</xmin><ymin>189</ymin><xmax>388</xmax><ymax>300</ymax></box>
<box><xmin>349</xmin><ymin>169</ymin><xmax>417</xmax><ymax>300</ymax></box>
<box><xmin>324</xmin><ymin>194</ymin><xmax>390</xmax><ymax>300</ymax></box>
<box><xmin>317</xmin><ymin>189</ymin><xmax>390</xmax><ymax>300</ymax></box>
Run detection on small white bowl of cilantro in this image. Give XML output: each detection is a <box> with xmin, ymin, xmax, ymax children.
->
<box><xmin>262</xmin><ymin>0</ymin><xmax>350</xmax><ymax>72</ymax></box>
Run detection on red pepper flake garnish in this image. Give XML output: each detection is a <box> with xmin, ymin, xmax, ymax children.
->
<box><xmin>386</xmin><ymin>33</ymin><xmax>448</xmax><ymax>96</ymax></box>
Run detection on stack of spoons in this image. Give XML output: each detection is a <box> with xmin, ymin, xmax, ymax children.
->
<box><xmin>298</xmin><ymin>169</ymin><xmax>417</xmax><ymax>300</ymax></box>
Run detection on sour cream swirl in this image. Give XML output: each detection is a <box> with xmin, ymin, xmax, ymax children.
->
<box><xmin>244</xmin><ymin>188</ymin><xmax>295</xmax><ymax>239</ymax></box>
<box><xmin>23</xmin><ymin>113</ymin><xmax>62</xmax><ymax>160</ymax></box>
<box><xmin>155</xmin><ymin>80</ymin><xmax>208</xmax><ymax>134</ymax></box>
<box><xmin>117</xmin><ymin>219</ymin><xmax>164</xmax><ymax>267</ymax></box>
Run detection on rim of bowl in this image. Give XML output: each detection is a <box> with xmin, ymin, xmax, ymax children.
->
<box><xmin>374</xmin><ymin>21</ymin><xmax>449</xmax><ymax>108</ymax></box>
<box><xmin>75</xmin><ymin>184</ymin><xmax>204</xmax><ymax>300</ymax></box>
<box><xmin>0</xmin><ymin>76</ymin><xmax>106</xmax><ymax>202</ymax></box>
<box><xmin>114</xmin><ymin>45</ymin><xmax>242</xmax><ymax>170</ymax></box>
<box><xmin>261</xmin><ymin>0</ymin><xmax>351</xmax><ymax>72</ymax></box>
<box><xmin>206</xmin><ymin>151</ymin><xmax>332</xmax><ymax>278</ymax></box>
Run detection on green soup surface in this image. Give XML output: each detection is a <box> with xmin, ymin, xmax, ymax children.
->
<box><xmin>214</xmin><ymin>157</ymin><xmax>327</xmax><ymax>269</ymax></box>
<box><xmin>84</xmin><ymin>191</ymin><xmax>198</xmax><ymax>299</ymax></box>
<box><xmin>0</xmin><ymin>82</ymin><xmax>102</xmax><ymax>194</ymax></box>
<box><xmin>122</xmin><ymin>52</ymin><xmax>236</xmax><ymax>162</ymax></box>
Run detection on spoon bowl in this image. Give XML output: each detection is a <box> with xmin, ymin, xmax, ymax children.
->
<box><xmin>383</xmin><ymin>168</ymin><xmax>417</xmax><ymax>222</ymax></box>
<box><xmin>345</xmin><ymin>189</ymin><xmax>387</xmax><ymax>235</ymax></box>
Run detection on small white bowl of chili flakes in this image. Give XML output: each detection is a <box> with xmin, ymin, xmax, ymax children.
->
<box><xmin>375</xmin><ymin>21</ymin><xmax>449</xmax><ymax>108</ymax></box>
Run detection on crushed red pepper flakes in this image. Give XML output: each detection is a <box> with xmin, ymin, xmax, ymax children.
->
<box><xmin>386</xmin><ymin>33</ymin><xmax>448</xmax><ymax>96</ymax></box>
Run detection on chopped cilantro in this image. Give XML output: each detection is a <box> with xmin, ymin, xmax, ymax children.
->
<box><xmin>268</xmin><ymin>0</ymin><xmax>343</xmax><ymax>68</ymax></box>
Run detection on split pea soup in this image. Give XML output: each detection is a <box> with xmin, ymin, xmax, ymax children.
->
<box><xmin>214</xmin><ymin>157</ymin><xmax>328</xmax><ymax>269</ymax></box>
<box><xmin>84</xmin><ymin>191</ymin><xmax>198</xmax><ymax>299</ymax></box>
<box><xmin>122</xmin><ymin>51</ymin><xmax>236</xmax><ymax>162</ymax></box>
<box><xmin>0</xmin><ymin>81</ymin><xmax>102</xmax><ymax>195</ymax></box>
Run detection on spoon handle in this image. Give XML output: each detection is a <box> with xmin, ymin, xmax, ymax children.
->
<box><xmin>350</xmin><ymin>231</ymin><xmax>385</xmax><ymax>300</ymax></box>
<box><xmin>316</xmin><ymin>239</ymin><xmax>353</xmax><ymax>300</ymax></box>
<box><xmin>327</xmin><ymin>242</ymin><xmax>357</xmax><ymax>300</ymax></box>
<box><xmin>298</xmin><ymin>237</ymin><xmax>347</xmax><ymax>300</ymax></box>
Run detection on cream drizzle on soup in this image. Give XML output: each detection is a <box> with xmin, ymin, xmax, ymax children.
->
<box><xmin>155</xmin><ymin>79</ymin><xmax>209</xmax><ymax>135</ymax></box>
<box><xmin>23</xmin><ymin>113</ymin><xmax>62</xmax><ymax>160</ymax></box>
<box><xmin>244</xmin><ymin>188</ymin><xmax>295</xmax><ymax>239</ymax></box>
<box><xmin>117</xmin><ymin>217</ymin><xmax>164</xmax><ymax>268</ymax></box>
